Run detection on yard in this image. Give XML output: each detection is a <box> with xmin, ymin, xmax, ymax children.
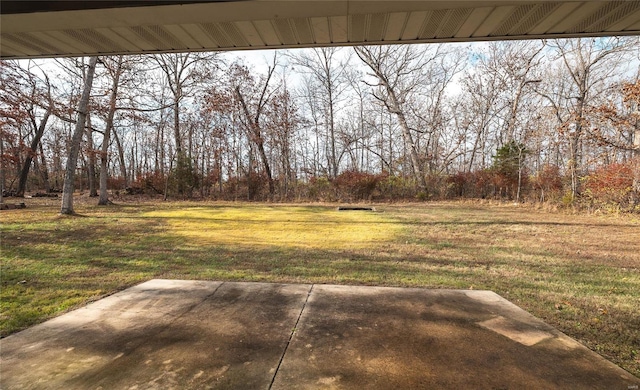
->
<box><xmin>1</xmin><ymin>199</ymin><xmax>638</xmax><ymax>377</ymax></box>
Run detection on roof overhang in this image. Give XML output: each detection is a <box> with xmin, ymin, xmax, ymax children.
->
<box><xmin>2</xmin><ymin>1</ymin><xmax>640</xmax><ymax>59</ymax></box>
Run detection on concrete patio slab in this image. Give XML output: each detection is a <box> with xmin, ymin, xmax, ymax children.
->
<box><xmin>1</xmin><ymin>279</ymin><xmax>638</xmax><ymax>389</ymax></box>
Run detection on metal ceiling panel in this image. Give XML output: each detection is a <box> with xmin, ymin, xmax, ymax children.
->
<box><xmin>473</xmin><ymin>6</ymin><xmax>515</xmax><ymax>37</ymax></box>
<box><xmin>330</xmin><ymin>15</ymin><xmax>349</xmax><ymax>43</ymax></box>
<box><xmin>455</xmin><ymin>7</ymin><xmax>494</xmax><ymax>38</ymax></box>
<box><xmin>607</xmin><ymin>8</ymin><xmax>640</xmax><ymax>31</ymax></box>
<box><xmin>402</xmin><ymin>11</ymin><xmax>428</xmax><ymax>40</ymax></box>
<box><xmin>384</xmin><ymin>12</ymin><xmax>407</xmax><ymax>41</ymax></box>
<box><xmin>527</xmin><ymin>2</ymin><xmax>581</xmax><ymax>34</ymax></box>
<box><xmin>1</xmin><ymin>1</ymin><xmax>639</xmax><ymax>59</ymax></box>
<box><xmin>235</xmin><ymin>21</ymin><xmax>265</xmax><ymax>47</ymax></box>
<box><xmin>253</xmin><ymin>20</ymin><xmax>281</xmax><ymax>46</ymax></box>
<box><xmin>163</xmin><ymin>24</ymin><xmax>202</xmax><ymax>50</ymax></box>
<box><xmin>310</xmin><ymin>17</ymin><xmax>332</xmax><ymax>44</ymax></box>
<box><xmin>180</xmin><ymin>24</ymin><xmax>216</xmax><ymax>48</ymax></box>
<box><xmin>583</xmin><ymin>2</ymin><xmax>640</xmax><ymax>33</ymax></box>
<box><xmin>509</xmin><ymin>3</ymin><xmax>560</xmax><ymax>36</ymax></box>
<box><xmin>438</xmin><ymin>8</ymin><xmax>472</xmax><ymax>38</ymax></box>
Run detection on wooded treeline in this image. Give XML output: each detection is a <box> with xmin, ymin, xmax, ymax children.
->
<box><xmin>1</xmin><ymin>38</ymin><xmax>639</xmax><ymax>211</ymax></box>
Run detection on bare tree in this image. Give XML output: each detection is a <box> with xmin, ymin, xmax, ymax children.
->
<box><xmin>230</xmin><ymin>59</ymin><xmax>279</xmax><ymax>197</ymax></box>
<box><xmin>265</xmin><ymin>71</ymin><xmax>301</xmax><ymax>198</ymax></box>
<box><xmin>154</xmin><ymin>52</ymin><xmax>217</xmax><ymax>196</ymax></box>
<box><xmin>85</xmin><ymin>113</ymin><xmax>98</xmax><ymax>196</ymax></box>
<box><xmin>296</xmin><ymin>75</ymin><xmax>326</xmax><ymax>177</ymax></box>
<box><xmin>236</xmin><ymin>93</ymin><xmax>273</xmax><ymax>194</ymax></box>
<box><xmin>4</xmin><ymin>40</ymin><xmax>638</xmax><ymax>205</ymax></box>
<box><xmin>459</xmin><ymin>66</ymin><xmax>500</xmax><ymax>172</ymax></box>
<box><xmin>467</xmin><ymin>42</ymin><xmax>543</xmax><ymax>200</ymax></box>
<box><xmin>538</xmin><ymin>37</ymin><xmax>636</xmax><ymax>200</ymax></box>
<box><xmin>61</xmin><ymin>56</ymin><xmax>98</xmax><ymax>215</ymax></box>
<box><xmin>290</xmin><ymin>48</ymin><xmax>349</xmax><ymax>178</ymax></box>
<box><xmin>97</xmin><ymin>55</ymin><xmax>124</xmax><ymax>205</ymax></box>
<box><xmin>11</xmin><ymin>62</ymin><xmax>55</xmax><ymax>197</ymax></box>
<box><xmin>588</xmin><ymin>77</ymin><xmax>640</xmax><ymax>201</ymax></box>
<box><xmin>0</xmin><ymin>60</ymin><xmax>32</xmax><ymax>200</ymax></box>
<box><xmin>355</xmin><ymin>44</ymin><xmax>450</xmax><ymax>190</ymax></box>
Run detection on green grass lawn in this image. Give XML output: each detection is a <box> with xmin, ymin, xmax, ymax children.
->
<box><xmin>1</xmin><ymin>199</ymin><xmax>639</xmax><ymax>377</ymax></box>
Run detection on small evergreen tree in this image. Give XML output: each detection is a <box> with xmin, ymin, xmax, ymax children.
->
<box><xmin>171</xmin><ymin>152</ymin><xmax>197</xmax><ymax>197</ymax></box>
<box><xmin>491</xmin><ymin>141</ymin><xmax>528</xmax><ymax>201</ymax></box>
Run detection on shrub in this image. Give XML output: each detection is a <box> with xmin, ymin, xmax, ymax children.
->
<box><xmin>531</xmin><ymin>165</ymin><xmax>564</xmax><ymax>202</ymax></box>
<box><xmin>140</xmin><ymin>172</ymin><xmax>166</xmax><ymax>194</ymax></box>
<box><xmin>221</xmin><ymin>172</ymin><xmax>270</xmax><ymax>201</ymax></box>
<box><xmin>377</xmin><ymin>174</ymin><xmax>416</xmax><ymax>200</ymax></box>
<box><xmin>201</xmin><ymin>169</ymin><xmax>222</xmax><ymax>197</ymax></box>
<box><xmin>334</xmin><ymin>170</ymin><xmax>384</xmax><ymax>202</ymax></box>
<box><xmin>447</xmin><ymin>172</ymin><xmax>471</xmax><ymax>198</ymax></box>
<box><xmin>583</xmin><ymin>163</ymin><xmax>635</xmax><ymax>211</ymax></box>
<box><xmin>445</xmin><ymin>170</ymin><xmax>496</xmax><ymax>199</ymax></box>
<box><xmin>306</xmin><ymin>176</ymin><xmax>334</xmax><ymax>201</ymax></box>
<box><xmin>424</xmin><ymin>174</ymin><xmax>448</xmax><ymax>200</ymax></box>
<box><xmin>107</xmin><ymin>176</ymin><xmax>127</xmax><ymax>191</ymax></box>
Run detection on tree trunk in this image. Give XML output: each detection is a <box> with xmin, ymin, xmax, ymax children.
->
<box><xmin>255</xmin><ymin>134</ymin><xmax>274</xmax><ymax>195</ymax></box>
<box><xmin>173</xmin><ymin>99</ymin><xmax>184</xmax><ymax>195</ymax></box>
<box><xmin>99</xmin><ymin>56</ymin><xmax>123</xmax><ymax>205</ymax></box>
<box><xmin>0</xmin><ymin>132</ymin><xmax>4</xmax><ymax>204</ymax></box>
<box><xmin>60</xmin><ymin>56</ymin><xmax>98</xmax><ymax>215</ymax></box>
<box><xmin>38</xmin><ymin>142</ymin><xmax>51</xmax><ymax>191</ymax></box>
<box><xmin>16</xmin><ymin>107</ymin><xmax>51</xmax><ymax>197</ymax></box>
<box><xmin>569</xmin><ymin>103</ymin><xmax>585</xmax><ymax>201</ymax></box>
<box><xmin>173</xmin><ymin>85</ymin><xmax>183</xmax><ymax>156</ymax></box>
<box><xmin>112</xmin><ymin>127</ymin><xmax>128</xmax><ymax>187</ymax></box>
<box><xmin>86</xmin><ymin>114</ymin><xmax>98</xmax><ymax>197</ymax></box>
<box><xmin>394</xmin><ymin>105</ymin><xmax>426</xmax><ymax>190</ymax></box>
<box><xmin>328</xmin><ymin>86</ymin><xmax>337</xmax><ymax>178</ymax></box>
<box><xmin>632</xmin><ymin>117</ymin><xmax>640</xmax><ymax>202</ymax></box>
<box><xmin>516</xmin><ymin>147</ymin><xmax>524</xmax><ymax>203</ymax></box>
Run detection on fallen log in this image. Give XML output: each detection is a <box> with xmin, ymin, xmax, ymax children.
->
<box><xmin>33</xmin><ymin>192</ymin><xmax>59</xmax><ymax>198</ymax></box>
<box><xmin>0</xmin><ymin>203</ymin><xmax>27</xmax><ymax>210</ymax></box>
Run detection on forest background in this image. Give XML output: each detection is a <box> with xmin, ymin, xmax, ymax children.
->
<box><xmin>1</xmin><ymin>37</ymin><xmax>639</xmax><ymax>211</ymax></box>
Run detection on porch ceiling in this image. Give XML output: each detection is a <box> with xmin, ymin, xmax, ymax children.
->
<box><xmin>2</xmin><ymin>1</ymin><xmax>639</xmax><ymax>59</ymax></box>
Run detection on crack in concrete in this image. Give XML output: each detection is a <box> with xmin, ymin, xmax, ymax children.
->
<box><xmin>268</xmin><ymin>283</ymin><xmax>314</xmax><ymax>390</ymax></box>
<box><xmin>170</xmin><ymin>281</ymin><xmax>225</xmax><ymax>323</ymax></box>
